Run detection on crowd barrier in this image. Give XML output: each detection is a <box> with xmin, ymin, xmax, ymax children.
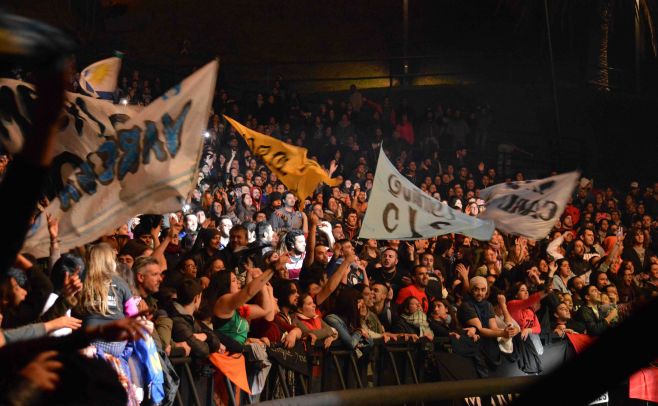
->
<box><xmin>169</xmin><ymin>336</ymin><xmax>579</xmax><ymax>406</ymax></box>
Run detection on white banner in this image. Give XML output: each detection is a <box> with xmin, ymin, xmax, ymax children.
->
<box><xmin>79</xmin><ymin>55</ymin><xmax>122</xmax><ymax>99</ymax></box>
<box><xmin>0</xmin><ymin>60</ymin><xmax>218</xmax><ymax>258</ymax></box>
<box><xmin>478</xmin><ymin>171</ymin><xmax>580</xmax><ymax>240</ymax></box>
<box><xmin>359</xmin><ymin>149</ymin><xmax>495</xmax><ymax>241</ymax></box>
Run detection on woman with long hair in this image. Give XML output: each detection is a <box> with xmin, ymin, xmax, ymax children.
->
<box><xmin>209</xmin><ymin>197</ymin><xmax>225</xmax><ymax>225</ymax></box>
<box><xmin>74</xmin><ymin>243</ymin><xmax>133</xmax><ymax>356</ymax></box>
<box><xmin>427</xmin><ymin>298</ymin><xmax>459</xmax><ymax>338</ymax></box>
<box><xmin>236</xmin><ymin>193</ymin><xmax>257</xmax><ymax>224</ymax></box>
<box><xmin>210</xmin><ymin>268</ymin><xmax>274</xmax><ymax>345</ymax></box>
<box><xmin>359</xmin><ymin>239</ymin><xmax>380</xmax><ymax>266</ymax></box>
<box><xmin>251</xmin><ymin>186</ymin><xmax>263</xmax><ymax>211</ymax></box>
<box><xmin>250</xmin><ymin>280</ymin><xmax>303</xmax><ymax>349</ymax></box>
<box><xmin>325</xmin><ymin>288</ymin><xmax>373</xmax><ymax>351</ymax></box>
<box><xmin>506</xmin><ymin>282</ymin><xmax>549</xmax><ymax>354</ymax></box>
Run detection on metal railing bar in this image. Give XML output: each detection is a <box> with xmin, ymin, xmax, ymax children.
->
<box><xmin>254</xmin><ymin>376</ymin><xmax>537</xmax><ymax>406</ymax></box>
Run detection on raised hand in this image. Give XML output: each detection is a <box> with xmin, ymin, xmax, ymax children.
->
<box><xmin>323</xmin><ymin>336</ymin><xmax>335</xmax><ymax>349</ymax></box>
<box><xmin>456</xmin><ymin>264</ymin><xmax>470</xmax><ymax>280</ymax></box>
<box><xmin>61</xmin><ymin>271</ymin><xmax>82</xmax><ymax>301</ymax></box>
<box><xmin>20</xmin><ymin>351</ymin><xmax>63</xmax><ymax>391</ymax></box>
<box><xmin>44</xmin><ymin>316</ymin><xmax>82</xmax><ymax>332</ymax></box>
<box><xmin>329</xmin><ymin>160</ymin><xmax>338</xmax><ymax>175</ymax></box>
<box><xmin>309</xmin><ymin>212</ymin><xmax>320</xmax><ymax>227</ymax></box>
<box><xmin>46</xmin><ymin>213</ymin><xmax>59</xmax><ymax>240</ymax></box>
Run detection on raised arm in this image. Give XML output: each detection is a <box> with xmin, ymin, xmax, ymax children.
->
<box><xmin>214</xmin><ymin>268</ymin><xmax>274</xmax><ymax>317</ymax></box>
<box><xmin>46</xmin><ymin>213</ymin><xmax>61</xmax><ymax>271</ymax></box>
<box><xmin>304</xmin><ymin>213</ymin><xmax>320</xmax><ymax>267</ymax></box>
<box><xmin>316</xmin><ymin>253</ymin><xmax>353</xmax><ymax>306</ymax></box>
<box><xmin>546</xmin><ymin>235</ymin><xmax>564</xmax><ymax>260</ymax></box>
<box><xmin>151</xmin><ymin>216</ymin><xmax>182</xmax><ymax>271</ymax></box>
<box><xmin>301</xmin><ymin>211</ymin><xmax>309</xmax><ymax>236</ymax></box>
<box><xmin>246</xmin><ymin>283</ymin><xmax>275</xmax><ymax>322</ymax></box>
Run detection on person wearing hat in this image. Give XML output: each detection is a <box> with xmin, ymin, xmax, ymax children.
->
<box><xmin>630</xmin><ymin>181</ymin><xmax>640</xmax><ymax>194</ymax></box>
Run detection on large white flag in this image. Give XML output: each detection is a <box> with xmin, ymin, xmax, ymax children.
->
<box><xmin>359</xmin><ymin>149</ymin><xmax>495</xmax><ymax>241</ymax></box>
<box><xmin>0</xmin><ymin>61</ymin><xmax>218</xmax><ymax>258</ymax></box>
<box><xmin>478</xmin><ymin>171</ymin><xmax>580</xmax><ymax>240</ymax></box>
<box><xmin>79</xmin><ymin>55</ymin><xmax>122</xmax><ymax>100</ymax></box>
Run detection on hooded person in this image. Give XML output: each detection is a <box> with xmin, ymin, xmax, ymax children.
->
<box><xmin>191</xmin><ymin>228</ymin><xmax>221</xmax><ymax>272</ymax></box>
<box><xmin>40</xmin><ymin>254</ymin><xmax>86</xmax><ymax>336</ymax></box>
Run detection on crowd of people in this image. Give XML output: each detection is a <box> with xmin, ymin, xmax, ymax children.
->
<box><xmin>1</xmin><ymin>61</ymin><xmax>658</xmax><ymax>406</ymax></box>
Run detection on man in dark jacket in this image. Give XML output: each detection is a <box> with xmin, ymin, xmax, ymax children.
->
<box><xmin>574</xmin><ymin>285</ymin><xmax>617</xmax><ymax>336</ymax></box>
<box><xmin>170</xmin><ymin>278</ymin><xmax>221</xmax><ymax>361</ymax></box>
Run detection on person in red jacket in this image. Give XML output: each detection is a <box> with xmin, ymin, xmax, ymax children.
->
<box><xmin>395</xmin><ymin>114</ymin><xmax>415</xmax><ymax>145</ymax></box>
<box><xmin>506</xmin><ymin>281</ymin><xmax>550</xmax><ymax>354</ymax></box>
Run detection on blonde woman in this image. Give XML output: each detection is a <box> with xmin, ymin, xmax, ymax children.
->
<box><xmin>74</xmin><ymin>243</ymin><xmax>132</xmax><ymax>356</ymax></box>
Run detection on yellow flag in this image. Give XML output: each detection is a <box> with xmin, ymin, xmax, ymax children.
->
<box><xmin>224</xmin><ymin>115</ymin><xmax>341</xmax><ymax>202</ymax></box>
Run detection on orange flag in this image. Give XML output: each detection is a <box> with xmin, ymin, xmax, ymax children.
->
<box><xmin>224</xmin><ymin>115</ymin><xmax>341</xmax><ymax>203</ymax></box>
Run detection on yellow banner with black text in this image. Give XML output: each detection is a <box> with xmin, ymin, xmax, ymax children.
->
<box><xmin>224</xmin><ymin>116</ymin><xmax>341</xmax><ymax>203</ymax></box>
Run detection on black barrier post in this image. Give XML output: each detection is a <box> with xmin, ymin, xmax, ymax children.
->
<box><xmin>225</xmin><ymin>376</ymin><xmax>238</xmax><ymax>406</ymax></box>
<box><xmin>170</xmin><ymin>356</ymin><xmax>203</xmax><ymax>406</ymax></box>
<box><xmin>309</xmin><ymin>348</ymin><xmax>323</xmax><ymax>393</ymax></box>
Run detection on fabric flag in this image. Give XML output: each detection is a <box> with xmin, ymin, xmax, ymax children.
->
<box><xmin>478</xmin><ymin>171</ymin><xmax>580</xmax><ymax>240</ymax></box>
<box><xmin>133</xmin><ymin>336</ymin><xmax>165</xmax><ymax>404</ymax></box>
<box><xmin>567</xmin><ymin>334</ymin><xmax>658</xmax><ymax>403</ymax></box>
<box><xmin>629</xmin><ymin>366</ymin><xmax>658</xmax><ymax>403</ymax></box>
<box><xmin>359</xmin><ymin>148</ymin><xmax>495</xmax><ymax>240</ymax></box>
<box><xmin>0</xmin><ymin>60</ymin><xmax>218</xmax><ymax>258</ymax></box>
<box><xmin>224</xmin><ymin>115</ymin><xmax>341</xmax><ymax>202</ymax></box>
<box><xmin>79</xmin><ymin>54</ymin><xmax>123</xmax><ymax>99</ymax></box>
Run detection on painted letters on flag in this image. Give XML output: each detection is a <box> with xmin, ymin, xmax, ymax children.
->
<box><xmin>0</xmin><ymin>61</ymin><xmax>218</xmax><ymax>258</ymax></box>
<box><xmin>478</xmin><ymin>171</ymin><xmax>579</xmax><ymax>240</ymax></box>
<box><xmin>79</xmin><ymin>54</ymin><xmax>122</xmax><ymax>100</ymax></box>
<box><xmin>359</xmin><ymin>148</ymin><xmax>495</xmax><ymax>240</ymax></box>
<box><xmin>224</xmin><ymin>115</ymin><xmax>341</xmax><ymax>202</ymax></box>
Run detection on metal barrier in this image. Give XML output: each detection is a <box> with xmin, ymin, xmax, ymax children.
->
<box><xmin>169</xmin><ymin>337</ymin><xmax>571</xmax><ymax>406</ymax></box>
<box><xmin>256</xmin><ymin>376</ymin><xmax>538</xmax><ymax>406</ymax></box>
<box><xmin>169</xmin><ymin>356</ymin><xmax>209</xmax><ymax>406</ymax></box>
<box><xmin>261</xmin><ymin>337</ymin><xmax>472</xmax><ymax>399</ymax></box>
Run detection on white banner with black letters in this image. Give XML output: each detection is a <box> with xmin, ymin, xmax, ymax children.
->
<box><xmin>0</xmin><ymin>61</ymin><xmax>218</xmax><ymax>258</ymax></box>
<box><xmin>478</xmin><ymin>171</ymin><xmax>580</xmax><ymax>240</ymax></box>
<box><xmin>359</xmin><ymin>149</ymin><xmax>495</xmax><ymax>241</ymax></box>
